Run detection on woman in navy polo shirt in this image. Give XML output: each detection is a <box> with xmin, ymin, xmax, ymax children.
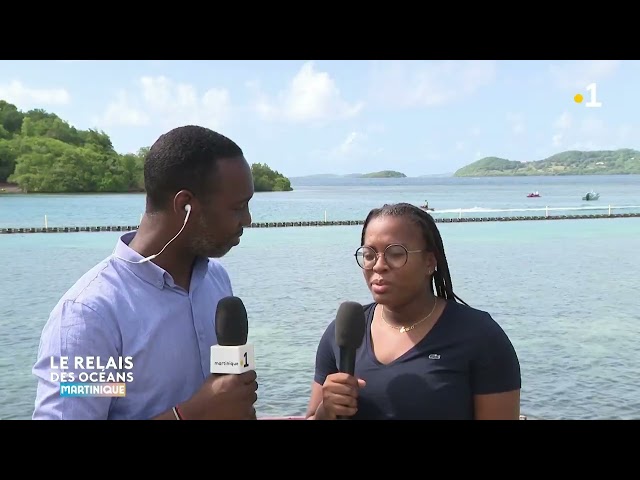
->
<box><xmin>306</xmin><ymin>203</ymin><xmax>521</xmax><ymax>420</ymax></box>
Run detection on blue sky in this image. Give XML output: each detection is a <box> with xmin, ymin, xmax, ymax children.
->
<box><xmin>0</xmin><ymin>60</ymin><xmax>637</xmax><ymax>177</ymax></box>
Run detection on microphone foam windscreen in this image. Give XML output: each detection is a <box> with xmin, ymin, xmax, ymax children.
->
<box><xmin>215</xmin><ymin>296</ymin><xmax>248</xmax><ymax>346</ymax></box>
<box><xmin>335</xmin><ymin>301</ymin><xmax>366</xmax><ymax>350</ymax></box>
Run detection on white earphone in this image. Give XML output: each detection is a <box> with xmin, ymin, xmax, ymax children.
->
<box><xmin>113</xmin><ymin>203</ymin><xmax>192</xmax><ymax>264</ymax></box>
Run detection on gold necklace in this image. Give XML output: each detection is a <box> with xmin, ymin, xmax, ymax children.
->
<box><xmin>381</xmin><ymin>299</ymin><xmax>438</xmax><ymax>333</ymax></box>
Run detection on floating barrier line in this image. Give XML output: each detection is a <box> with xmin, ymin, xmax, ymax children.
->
<box><xmin>430</xmin><ymin>205</ymin><xmax>640</xmax><ymax>214</ymax></box>
<box><xmin>1</xmin><ymin>212</ymin><xmax>640</xmax><ymax>234</ymax></box>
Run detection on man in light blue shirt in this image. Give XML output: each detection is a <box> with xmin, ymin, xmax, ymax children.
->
<box><xmin>32</xmin><ymin>126</ymin><xmax>258</xmax><ymax>420</ymax></box>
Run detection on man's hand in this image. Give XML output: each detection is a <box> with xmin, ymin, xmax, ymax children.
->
<box><xmin>180</xmin><ymin>370</ymin><xmax>258</xmax><ymax>420</ymax></box>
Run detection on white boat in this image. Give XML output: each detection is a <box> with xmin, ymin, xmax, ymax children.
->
<box><xmin>582</xmin><ymin>190</ymin><xmax>600</xmax><ymax>201</ymax></box>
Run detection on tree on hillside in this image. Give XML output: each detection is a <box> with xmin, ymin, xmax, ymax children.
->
<box><xmin>0</xmin><ymin>100</ymin><xmax>293</xmax><ymax>193</ymax></box>
<box><xmin>251</xmin><ymin>162</ymin><xmax>293</xmax><ymax>192</ymax></box>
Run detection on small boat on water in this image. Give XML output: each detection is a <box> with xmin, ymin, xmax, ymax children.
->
<box><xmin>527</xmin><ymin>191</ymin><xmax>541</xmax><ymax>198</ymax></box>
<box><xmin>420</xmin><ymin>200</ymin><xmax>434</xmax><ymax>211</ymax></box>
<box><xmin>582</xmin><ymin>190</ymin><xmax>600</xmax><ymax>201</ymax></box>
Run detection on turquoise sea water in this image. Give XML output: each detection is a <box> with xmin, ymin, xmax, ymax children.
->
<box><xmin>1</xmin><ymin>175</ymin><xmax>639</xmax><ymax>420</ymax></box>
<box><xmin>2</xmin><ymin>174</ymin><xmax>640</xmax><ymax>228</ymax></box>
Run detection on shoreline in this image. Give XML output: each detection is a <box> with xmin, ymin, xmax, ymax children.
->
<box><xmin>0</xmin><ymin>183</ymin><xmax>290</xmax><ymax>195</ymax></box>
<box><xmin>0</xmin><ymin>183</ymin><xmax>145</xmax><ymax>195</ymax></box>
<box><xmin>0</xmin><ymin>183</ymin><xmax>23</xmax><ymax>194</ymax></box>
<box><xmin>3</xmin><ymin>174</ymin><xmax>640</xmax><ymax>195</ymax></box>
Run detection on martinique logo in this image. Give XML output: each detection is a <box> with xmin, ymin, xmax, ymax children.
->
<box><xmin>213</xmin><ymin>361</ymin><xmax>240</xmax><ymax>366</ymax></box>
<box><xmin>50</xmin><ymin>355</ymin><xmax>134</xmax><ymax>398</ymax></box>
<box><xmin>213</xmin><ymin>352</ymin><xmax>250</xmax><ymax>368</ymax></box>
<box><xmin>60</xmin><ymin>383</ymin><xmax>127</xmax><ymax>397</ymax></box>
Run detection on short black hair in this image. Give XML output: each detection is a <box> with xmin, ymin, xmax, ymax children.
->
<box><xmin>143</xmin><ymin>125</ymin><xmax>244</xmax><ymax>211</ymax></box>
<box><xmin>361</xmin><ymin>202</ymin><xmax>467</xmax><ymax>305</ymax></box>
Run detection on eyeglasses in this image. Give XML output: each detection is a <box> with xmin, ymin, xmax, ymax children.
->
<box><xmin>354</xmin><ymin>244</ymin><xmax>424</xmax><ymax>270</ymax></box>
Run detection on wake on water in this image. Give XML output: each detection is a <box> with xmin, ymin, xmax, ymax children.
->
<box><xmin>430</xmin><ymin>205</ymin><xmax>640</xmax><ymax>214</ymax></box>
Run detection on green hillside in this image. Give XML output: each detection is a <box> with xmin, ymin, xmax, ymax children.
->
<box><xmin>359</xmin><ymin>170</ymin><xmax>406</xmax><ymax>178</ymax></box>
<box><xmin>0</xmin><ymin>100</ymin><xmax>292</xmax><ymax>193</ymax></box>
<box><xmin>293</xmin><ymin>170</ymin><xmax>406</xmax><ymax>179</ymax></box>
<box><xmin>453</xmin><ymin>149</ymin><xmax>640</xmax><ymax>177</ymax></box>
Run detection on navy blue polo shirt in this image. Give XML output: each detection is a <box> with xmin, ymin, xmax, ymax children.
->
<box><xmin>313</xmin><ymin>300</ymin><xmax>521</xmax><ymax>420</ymax></box>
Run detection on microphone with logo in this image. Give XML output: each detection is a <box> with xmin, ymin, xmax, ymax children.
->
<box><xmin>334</xmin><ymin>301</ymin><xmax>366</xmax><ymax>420</ymax></box>
<box><xmin>210</xmin><ymin>296</ymin><xmax>255</xmax><ymax>376</ymax></box>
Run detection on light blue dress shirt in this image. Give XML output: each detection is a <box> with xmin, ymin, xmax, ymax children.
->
<box><xmin>32</xmin><ymin>231</ymin><xmax>233</xmax><ymax>420</ymax></box>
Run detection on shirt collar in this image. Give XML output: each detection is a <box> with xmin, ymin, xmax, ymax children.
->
<box><xmin>112</xmin><ymin>231</ymin><xmax>209</xmax><ymax>291</ymax></box>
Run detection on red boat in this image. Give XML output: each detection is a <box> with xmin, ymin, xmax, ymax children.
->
<box><xmin>527</xmin><ymin>191</ymin><xmax>540</xmax><ymax>198</ymax></box>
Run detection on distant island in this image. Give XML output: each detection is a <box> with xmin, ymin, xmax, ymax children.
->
<box><xmin>454</xmin><ymin>149</ymin><xmax>640</xmax><ymax>177</ymax></box>
<box><xmin>292</xmin><ymin>170</ymin><xmax>406</xmax><ymax>179</ymax></box>
<box><xmin>0</xmin><ymin>99</ymin><xmax>292</xmax><ymax>194</ymax></box>
<box><xmin>360</xmin><ymin>170</ymin><xmax>406</xmax><ymax>178</ymax></box>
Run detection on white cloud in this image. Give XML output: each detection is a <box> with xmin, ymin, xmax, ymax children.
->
<box><xmin>552</xmin><ymin>133</ymin><xmax>563</xmax><ymax>147</ymax></box>
<box><xmin>368</xmin><ymin>60</ymin><xmax>497</xmax><ymax>108</ymax></box>
<box><xmin>549</xmin><ymin>60</ymin><xmax>620</xmax><ymax>90</ymax></box>
<box><xmin>550</xmin><ymin>110</ymin><xmax>638</xmax><ymax>151</ymax></box>
<box><xmin>331</xmin><ymin>131</ymin><xmax>365</xmax><ymax>158</ymax></box>
<box><xmin>94</xmin><ymin>75</ymin><xmax>231</xmax><ymax>129</ymax></box>
<box><xmin>309</xmin><ymin>129</ymin><xmax>384</xmax><ymax>173</ymax></box>
<box><xmin>551</xmin><ymin>111</ymin><xmax>572</xmax><ymax>147</ymax></box>
<box><xmin>554</xmin><ymin>111</ymin><xmax>572</xmax><ymax>130</ymax></box>
<box><xmin>451</xmin><ymin>126</ymin><xmax>483</xmax><ymax>156</ymax></box>
<box><xmin>0</xmin><ymin>80</ymin><xmax>70</xmax><ymax>108</ymax></box>
<box><xmin>507</xmin><ymin>112</ymin><xmax>525</xmax><ymax>134</ymax></box>
<box><xmin>96</xmin><ymin>91</ymin><xmax>149</xmax><ymax>127</ymax></box>
<box><xmin>248</xmin><ymin>61</ymin><xmax>364</xmax><ymax>124</ymax></box>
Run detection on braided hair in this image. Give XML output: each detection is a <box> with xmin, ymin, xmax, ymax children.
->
<box><xmin>360</xmin><ymin>202</ymin><xmax>467</xmax><ymax>305</ymax></box>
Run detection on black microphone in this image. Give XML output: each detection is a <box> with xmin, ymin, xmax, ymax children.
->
<box><xmin>335</xmin><ymin>301</ymin><xmax>366</xmax><ymax>375</ymax></box>
<box><xmin>210</xmin><ymin>296</ymin><xmax>254</xmax><ymax>375</ymax></box>
<box><xmin>335</xmin><ymin>301</ymin><xmax>366</xmax><ymax>419</ymax></box>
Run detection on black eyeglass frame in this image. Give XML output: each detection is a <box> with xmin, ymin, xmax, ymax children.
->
<box><xmin>354</xmin><ymin>244</ymin><xmax>424</xmax><ymax>270</ymax></box>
